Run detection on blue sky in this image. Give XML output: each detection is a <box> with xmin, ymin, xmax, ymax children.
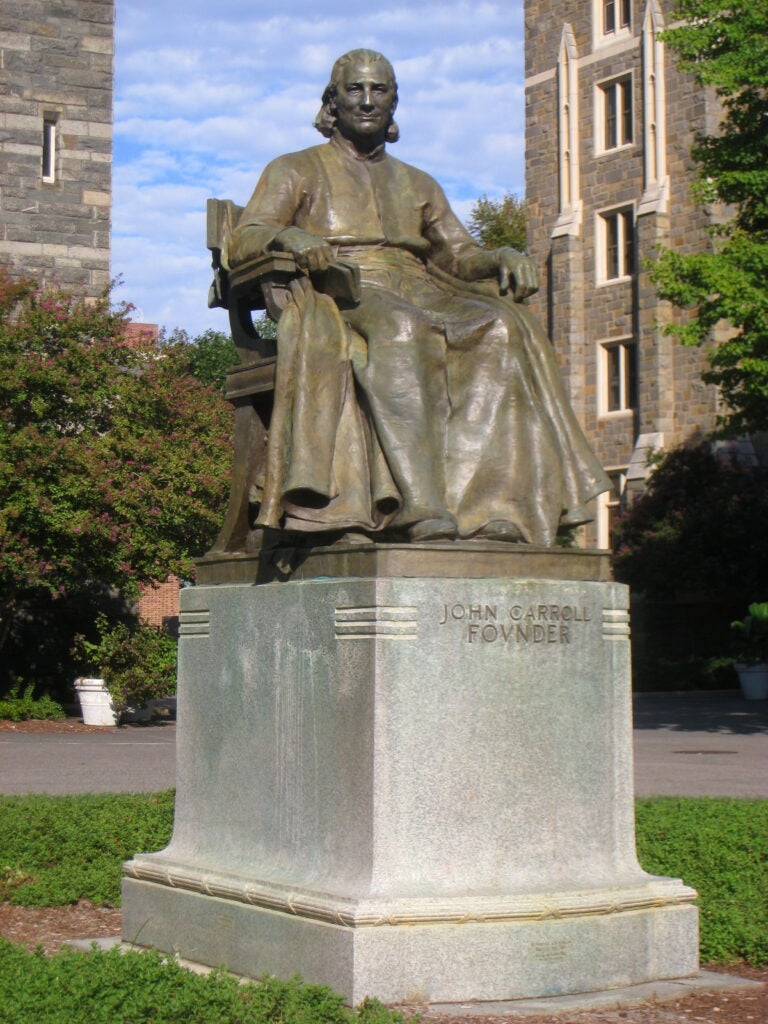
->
<box><xmin>111</xmin><ymin>1</ymin><xmax>527</xmax><ymax>336</ymax></box>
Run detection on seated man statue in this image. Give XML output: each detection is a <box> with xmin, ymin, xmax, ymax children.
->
<box><xmin>228</xmin><ymin>48</ymin><xmax>610</xmax><ymax>546</ymax></box>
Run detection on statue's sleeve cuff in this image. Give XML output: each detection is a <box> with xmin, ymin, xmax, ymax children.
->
<box><xmin>228</xmin><ymin>224</ymin><xmax>279</xmax><ymax>266</ymax></box>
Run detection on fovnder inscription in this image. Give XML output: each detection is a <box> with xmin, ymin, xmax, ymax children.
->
<box><xmin>437</xmin><ymin>601</ymin><xmax>594</xmax><ymax>645</ymax></box>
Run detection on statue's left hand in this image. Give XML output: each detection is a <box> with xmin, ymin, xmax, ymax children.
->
<box><xmin>496</xmin><ymin>249</ymin><xmax>539</xmax><ymax>301</ymax></box>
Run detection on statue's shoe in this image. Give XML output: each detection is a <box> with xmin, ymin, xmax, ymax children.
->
<box><xmin>333</xmin><ymin>530</ymin><xmax>375</xmax><ymax>546</ymax></box>
<box><xmin>409</xmin><ymin>516</ymin><xmax>457</xmax><ymax>542</ymax></box>
<box><xmin>475</xmin><ymin>520</ymin><xmax>525</xmax><ymax>542</ymax></box>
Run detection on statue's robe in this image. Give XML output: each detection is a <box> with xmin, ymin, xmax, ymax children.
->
<box><xmin>229</xmin><ymin>134</ymin><xmax>610</xmax><ymax>545</ymax></box>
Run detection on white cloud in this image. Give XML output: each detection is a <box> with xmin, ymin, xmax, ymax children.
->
<box><xmin>112</xmin><ymin>0</ymin><xmax>527</xmax><ymax>335</ymax></box>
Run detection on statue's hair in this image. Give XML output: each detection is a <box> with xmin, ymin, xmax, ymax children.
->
<box><xmin>313</xmin><ymin>49</ymin><xmax>399</xmax><ymax>142</ymax></box>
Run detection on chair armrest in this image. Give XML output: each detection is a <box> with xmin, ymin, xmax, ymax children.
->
<box><xmin>229</xmin><ymin>254</ymin><xmax>361</xmax><ymax>320</ymax></box>
<box><xmin>227</xmin><ymin>253</ymin><xmax>298</xmax><ymax>318</ymax></box>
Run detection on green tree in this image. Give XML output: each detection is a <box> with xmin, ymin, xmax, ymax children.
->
<box><xmin>182</xmin><ymin>328</ymin><xmax>238</xmax><ymax>390</ymax></box>
<box><xmin>650</xmin><ymin>1</ymin><xmax>768</xmax><ymax>434</ymax></box>
<box><xmin>612</xmin><ymin>443</ymin><xmax>768</xmax><ymax>600</ymax></box>
<box><xmin>182</xmin><ymin>318</ymin><xmax>277</xmax><ymax>392</ymax></box>
<box><xmin>467</xmin><ymin>192</ymin><xmax>527</xmax><ymax>252</ymax></box>
<box><xmin>253</xmin><ymin>312</ymin><xmax>278</xmax><ymax>341</ymax></box>
<box><xmin>0</xmin><ymin>272</ymin><xmax>233</xmax><ymax>658</ymax></box>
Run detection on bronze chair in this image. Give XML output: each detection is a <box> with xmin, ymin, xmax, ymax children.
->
<box><xmin>204</xmin><ymin>198</ymin><xmax>360</xmax><ymax>559</ymax></box>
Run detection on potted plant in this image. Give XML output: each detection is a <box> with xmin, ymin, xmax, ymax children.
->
<box><xmin>730</xmin><ymin>601</ymin><xmax>768</xmax><ymax>700</ymax></box>
<box><xmin>73</xmin><ymin>614</ymin><xmax>177</xmax><ymax>725</ymax></box>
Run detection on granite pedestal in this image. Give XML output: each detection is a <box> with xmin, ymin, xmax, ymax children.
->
<box><xmin>122</xmin><ymin>547</ymin><xmax>698</xmax><ymax>1005</ymax></box>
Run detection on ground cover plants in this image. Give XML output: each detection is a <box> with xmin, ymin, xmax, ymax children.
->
<box><xmin>0</xmin><ymin>793</ymin><xmax>765</xmax><ymax>962</ymax></box>
<box><xmin>635</xmin><ymin>797</ymin><xmax>768</xmax><ymax>965</ymax></box>
<box><xmin>0</xmin><ymin>941</ymin><xmax>404</xmax><ymax>1024</ymax></box>
<box><xmin>0</xmin><ymin>792</ymin><xmax>765</xmax><ymax>1022</ymax></box>
<box><xmin>0</xmin><ymin>791</ymin><xmax>174</xmax><ymax>905</ymax></box>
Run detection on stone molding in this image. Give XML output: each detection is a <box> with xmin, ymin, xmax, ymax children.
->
<box><xmin>124</xmin><ymin>856</ymin><xmax>696</xmax><ymax>929</ymax></box>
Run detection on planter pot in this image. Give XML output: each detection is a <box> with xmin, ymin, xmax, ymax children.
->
<box><xmin>74</xmin><ymin>678</ymin><xmax>119</xmax><ymax>726</ymax></box>
<box><xmin>734</xmin><ymin>663</ymin><xmax>768</xmax><ymax>700</ymax></box>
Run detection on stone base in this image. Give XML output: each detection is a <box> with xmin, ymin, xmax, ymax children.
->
<box><xmin>122</xmin><ymin>562</ymin><xmax>698</xmax><ymax>1005</ymax></box>
<box><xmin>122</xmin><ymin>879</ymin><xmax>697</xmax><ymax>1005</ymax></box>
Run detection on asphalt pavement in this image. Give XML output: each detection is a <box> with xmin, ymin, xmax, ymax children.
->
<box><xmin>0</xmin><ymin>693</ymin><xmax>765</xmax><ymax>797</ymax></box>
<box><xmin>633</xmin><ymin>692</ymin><xmax>768</xmax><ymax>798</ymax></box>
<box><xmin>0</xmin><ymin>721</ymin><xmax>177</xmax><ymax>795</ymax></box>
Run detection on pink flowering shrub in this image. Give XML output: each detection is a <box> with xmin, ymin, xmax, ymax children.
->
<box><xmin>0</xmin><ymin>267</ymin><xmax>232</xmax><ymax>678</ymax></box>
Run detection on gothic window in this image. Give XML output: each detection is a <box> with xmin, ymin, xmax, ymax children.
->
<box><xmin>597</xmin><ymin>469</ymin><xmax>627</xmax><ymax>549</ymax></box>
<box><xmin>553</xmin><ymin>23</ymin><xmax>582</xmax><ymax>237</ymax></box>
<box><xmin>603</xmin><ymin>0</ymin><xmax>631</xmax><ymax>34</ymax></box>
<box><xmin>599</xmin><ymin>207</ymin><xmax>635</xmax><ymax>281</ymax></box>
<box><xmin>639</xmin><ymin>0</ymin><xmax>669</xmax><ymax>213</ymax></box>
<box><xmin>600</xmin><ymin>76</ymin><xmax>633</xmax><ymax>150</ymax></box>
<box><xmin>42</xmin><ymin>116</ymin><xmax>58</xmax><ymax>183</ymax></box>
<box><xmin>600</xmin><ymin>338</ymin><xmax>638</xmax><ymax>412</ymax></box>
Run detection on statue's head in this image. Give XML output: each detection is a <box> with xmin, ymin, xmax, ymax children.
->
<box><xmin>314</xmin><ymin>49</ymin><xmax>399</xmax><ymax>144</ymax></box>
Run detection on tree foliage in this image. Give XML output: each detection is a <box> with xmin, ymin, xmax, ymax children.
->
<box><xmin>181</xmin><ymin>320</ymin><xmax>276</xmax><ymax>392</ymax></box>
<box><xmin>650</xmin><ymin>1</ymin><xmax>768</xmax><ymax>434</ymax></box>
<box><xmin>0</xmin><ymin>271</ymin><xmax>233</xmax><ymax>656</ymax></box>
<box><xmin>612</xmin><ymin>443</ymin><xmax>768</xmax><ymax>599</ymax></box>
<box><xmin>467</xmin><ymin>192</ymin><xmax>527</xmax><ymax>252</ymax></box>
<box><xmin>181</xmin><ymin>328</ymin><xmax>238</xmax><ymax>391</ymax></box>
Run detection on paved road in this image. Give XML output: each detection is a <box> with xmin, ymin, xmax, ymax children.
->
<box><xmin>0</xmin><ymin>693</ymin><xmax>765</xmax><ymax>797</ymax></box>
<box><xmin>633</xmin><ymin>692</ymin><xmax>768</xmax><ymax>798</ymax></box>
<box><xmin>0</xmin><ymin>722</ymin><xmax>177</xmax><ymax>795</ymax></box>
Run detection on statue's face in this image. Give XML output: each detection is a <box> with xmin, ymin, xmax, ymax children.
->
<box><xmin>332</xmin><ymin>59</ymin><xmax>396</xmax><ymax>147</ymax></box>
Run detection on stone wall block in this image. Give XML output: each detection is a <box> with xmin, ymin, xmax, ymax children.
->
<box><xmin>0</xmin><ymin>0</ymin><xmax>113</xmax><ymax>297</ymax></box>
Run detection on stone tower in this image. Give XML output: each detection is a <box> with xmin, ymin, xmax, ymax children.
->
<box><xmin>0</xmin><ymin>0</ymin><xmax>114</xmax><ymax>298</ymax></box>
<box><xmin>524</xmin><ymin>0</ymin><xmax>720</xmax><ymax>545</ymax></box>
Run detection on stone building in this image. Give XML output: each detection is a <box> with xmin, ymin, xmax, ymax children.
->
<box><xmin>0</xmin><ymin>0</ymin><xmax>114</xmax><ymax>297</ymax></box>
<box><xmin>524</xmin><ymin>0</ymin><xmax>721</xmax><ymax>546</ymax></box>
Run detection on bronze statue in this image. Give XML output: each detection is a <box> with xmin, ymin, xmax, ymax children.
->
<box><xmin>225</xmin><ymin>49</ymin><xmax>610</xmax><ymax>546</ymax></box>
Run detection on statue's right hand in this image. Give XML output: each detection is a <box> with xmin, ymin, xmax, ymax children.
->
<box><xmin>273</xmin><ymin>227</ymin><xmax>334</xmax><ymax>274</ymax></box>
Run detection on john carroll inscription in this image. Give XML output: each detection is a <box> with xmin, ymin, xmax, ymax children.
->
<box><xmin>438</xmin><ymin>600</ymin><xmax>594</xmax><ymax>646</ymax></box>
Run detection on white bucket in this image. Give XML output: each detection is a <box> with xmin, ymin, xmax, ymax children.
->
<box><xmin>735</xmin><ymin>664</ymin><xmax>768</xmax><ymax>701</ymax></box>
<box><xmin>74</xmin><ymin>678</ymin><xmax>119</xmax><ymax>726</ymax></box>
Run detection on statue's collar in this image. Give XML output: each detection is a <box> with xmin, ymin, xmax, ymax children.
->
<box><xmin>330</xmin><ymin>133</ymin><xmax>386</xmax><ymax>163</ymax></box>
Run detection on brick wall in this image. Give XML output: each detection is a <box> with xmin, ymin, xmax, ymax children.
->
<box><xmin>0</xmin><ymin>0</ymin><xmax>113</xmax><ymax>297</ymax></box>
<box><xmin>123</xmin><ymin>322</ymin><xmax>160</xmax><ymax>347</ymax></box>
<box><xmin>138</xmin><ymin>577</ymin><xmax>180</xmax><ymax>634</ymax></box>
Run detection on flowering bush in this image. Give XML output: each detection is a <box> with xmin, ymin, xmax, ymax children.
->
<box><xmin>0</xmin><ymin>267</ymin><xmax>232</xmax><ymax>675</ymax></box>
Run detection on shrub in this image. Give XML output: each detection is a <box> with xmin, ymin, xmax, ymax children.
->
<box><xmin>730</xmin><ymin>601</ymin><xmax>768</xmax><ymax>664</ymax></box>
<box><xmin>0</xmin><ymin>681</ymin><xmax>65</xmax><ymax>722</ymax></box>
<box><xmin>612</xmin><ymin>443</ymin><xmax>768</xmax><ymax>688</ymax></box>
<box><xmin>0</xmin><ymin>270</ymin><xmax>232</xmax><ymax>682</ymax></box>
<box><xmin>73</xmin><ymin>613</ymin><xmax>177</xmax><ymax>710</ymax></box>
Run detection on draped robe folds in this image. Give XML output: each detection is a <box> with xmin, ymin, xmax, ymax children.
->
<box><xmin>229</xmin><ymin>134</ymin><xmax>611</xmax><ymax>546</ymax></box>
